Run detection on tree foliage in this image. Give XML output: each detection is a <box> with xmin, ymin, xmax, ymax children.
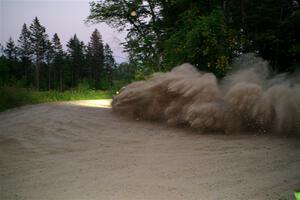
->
<box><xmin>18</xmin><ymin>24</ymin><xmax>32</xmax><ymax>62</ymax></box>
<box><xmin>29</xmin><ymin>17</ymin><xmax>50</xmax><ymax>89</ymax></box>
<box><xmin>17</xmin><ymin>23</ymin><xmax>32</xmax><ymax>84</ymax></box>
<box><xmin>88</xmin><ymin>0</ymin><xmax>164</xmax><ymax>72</ymax></box>
<box><xmin>86</xmin><ymin>29</ymin><xmax>104</xmax><ymax>89</ymax></box>
<box><xmin>4</xmin><ymin>37</ymin><xmax>17</xmax><ymax>61</ymax></box>
<box><xmin>103</xmin><ymin>43</ymin><xmax>116</xmax><ymax>86</ymax></box>
<box><xmin>52</xmin><ymin>33</ymin><xmax>65</xmax><ymax>91</ymax></box>
<box><xmin>1</xmin><ymin>17</ymin><xmax>117</xmax><ymax>91</ymax></box>
<box><xmin>67</xmin><ymin>34</ymin><xmax>86</xmax><ymax>88</ymax></box>
<box><xmin>88</xmin><ymin>0</ymin><xmax>300</xmax><ymax>76</ymax></box>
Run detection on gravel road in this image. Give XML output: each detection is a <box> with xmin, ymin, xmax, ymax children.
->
<box><xmin>0</xmin><ymin>100</ymin><xmax>299</xmax><ymax>200</ymax></box>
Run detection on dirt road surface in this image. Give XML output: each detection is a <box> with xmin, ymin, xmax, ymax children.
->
<box><xmin>0</xmin><ymin>100</ymin><xmax>299</xmax><ymax>200</ymax></box>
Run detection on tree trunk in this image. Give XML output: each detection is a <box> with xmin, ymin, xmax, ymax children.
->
<box><xmin>24</xmin><ymin>62</ymin><xmax>28</xmax><ymax>86</ymax></box>
<box><xmin>274</xmin><ymin>7</ymin><xmax>284</xmax><ymax>71</ymax></box>
<box><xmin>48</xmin><ymin>65</ymin><xmax>51</xmax><ymax>90</ymax></box>
<box><xmin>60</xmin><ymin>69</ymin><xmax>63</xmax><ymax>91</ymax></box>
<box><xmin>53</xmin><ymin>67</ymin><xmax>56</xmax><ymax>90</ymax></box>
<box><xmin>35</xmin><ymin>64</ymin><xmax>40</xmax><ymax>91</ymax></box>
<box><xmin>241</xmin><ymin>0</ymin><xmax>246</xmax><ymax>30</ymax></box>
<box><xmin>71</xmin><ymin>69</ymin><xmax>74</xmax><ymax>88</ymax></box>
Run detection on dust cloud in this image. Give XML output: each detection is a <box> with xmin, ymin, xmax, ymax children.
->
<box><xmin>112</xmin><ymin>54</ymin><xmax>300</xmax><ymax>134</ymax></box>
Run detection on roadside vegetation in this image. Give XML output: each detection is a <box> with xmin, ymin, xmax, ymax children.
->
<box><xmin>0</xmin><ymin>85</ymin><xmax>113</xmax><ymax>112</ymax></box>
<box><xmin>0</xmin><ymin>86</ymin><xmax>113</xmax><ymax>112</ymax></box>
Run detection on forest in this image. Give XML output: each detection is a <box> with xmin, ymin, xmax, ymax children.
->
<box><xmin>0</xmin><ymin>0</ymin><xmax>299</xmax><ymax>110</ymax></box>
<box><xmin>0</xmin><ymin>17</ymin><xmax>124</xmax><ymax>91</ymax></box>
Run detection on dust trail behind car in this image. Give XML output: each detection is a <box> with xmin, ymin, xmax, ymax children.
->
<box><xmin>112</xmin><ymin>54</ymin><xmax>300</xmax><ymax>134</ymax></box>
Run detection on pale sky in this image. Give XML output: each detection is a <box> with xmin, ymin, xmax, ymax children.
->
<box><xmin>0</xmin><ymin>0</ymin><xmax>128</xmax><ymax>63</ymax></box>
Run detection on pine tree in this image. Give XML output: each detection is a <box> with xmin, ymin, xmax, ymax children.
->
<box><xmin>87</xmin><ymin>29</ymin><xmax>104</xmax><ymax>89</ymax></box>
<box><xmin>45</xmin><ymin>39</ymin><xmax>54</xmax><ymax>90</ymax></box>
<box><xmin>29</xmin><ymin>17</ymin><xmax>49</xmax><ymax>90</ymax></box>
<box><xmin>0</xmin><ymin>48</ymin><xmax>9</xmax><ymax>85</ymax></box>
<box><xmin>18</xmin><ymin>23</ymin><xmax>32</xmax><ymax>84</ymax></box>
<box><xmin>4</xmin><ymin>38</ymin><xmax>18</xmax><ymax>80</ymax></box>
<box><xmin>0</xmin><ymin>43</ymin><xmax>3</xmax><ymax>55</ymax></box>
<box><xmin>67</xmin><ymin>34</ymin><xmax>85</xmax><ymax>88</ymax></box>
<box><xmin>18</xmin><ymin>23</ymin><xmax>32</xmax><ymax>61</ymax></box>
<box><xmin>103</xmin><ymin>43</ymin><xmax>116</xmax><ymax>85</ymax></box>
<box><xmin>52</xmin><ymin>33</ymin><xmax>65</xmax><ymax>91</ymax></box>
<box><xmin>4</xmin><ymin>37</ymin><xmax>17</xmax><ymax>61</ymax></box>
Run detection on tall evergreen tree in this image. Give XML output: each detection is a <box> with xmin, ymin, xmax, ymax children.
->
<box><xmin>18</xmin><ymin>23</ymin><xmax>32</xmax><ymax>61</ymax></box>
<box><xmin>87</xmin><ymin>29</ymin><xmax>104</xmax><ymax>89</ymax></box>
<box><xmin>67</xmin><ymin>34</ymin><xmax>85</xmax><ymax>88</ymax></box>
<box><xmin>4</xmin><ymin>38</ymin><xmax>18</xmax><ymax>80</ymax></box>
<box><xmin>17</xmin><ymin>23</ymin><xmax>32</xmax><ymax>84</ymax></box>
<box><xmin>103</xmin><ymin>43</ymin><xmax>116</xmax><ymax>85</ymax></box>
<box><xmin>45</xmin><ymin>39</ymin><xmax>54</xmax><ymax>90</ymax></box>
<box><xmin>0</xmin><ymin>43</ymin><xmax>4</xmax><ymax>55</ymax></box>
<box><xmin>4</xmin><ymin>37</ymin><xmax>17</xmax><ymax>61</ymax></box>
<box><xmin>29</xmin><ymin>17</ymin><xmax>49</xmax><ymax>90</ymax></box>
<box><xmin>52</xmin><ymin>33</ymin><xmax>65</xmax><ymax>91</ymax></box>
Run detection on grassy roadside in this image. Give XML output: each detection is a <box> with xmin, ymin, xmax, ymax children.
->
<box><xmin>0</xmin><ymin>86</ymin><xmax>113</xmax><ymax>112</ymax></box>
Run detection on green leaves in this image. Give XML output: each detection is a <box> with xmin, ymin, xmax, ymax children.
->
<box><xmin>163</xmin><ymin>9</ymin><xmax>233</xmax><ymax>77</ymax></box>
<box><xmin>87</xmin><ymin>0</ymin><xmax>299</xmax><ymax>77</ymax></box>
<box><xmin>88</xmin><ymin>0</ymin><xmax>164</xmax><ymax>72</ymax></box>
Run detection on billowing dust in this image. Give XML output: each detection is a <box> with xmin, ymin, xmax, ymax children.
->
<box><xmin>112</xmin><ymin>54</ymin><xmax>300</xmax><ymax>134</ymax></box>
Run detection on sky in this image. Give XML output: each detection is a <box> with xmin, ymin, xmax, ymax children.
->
<box><xmin>0</xmin><ymin>0</ymin><xmax>128</xmax><ymax>63</ymax></box>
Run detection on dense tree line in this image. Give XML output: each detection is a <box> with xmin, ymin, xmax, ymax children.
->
<box><xmin>2</xmin><ymin>1</ymin><xmax>299</xmax><ymax>91</ymax></box>
<box><xmin>88</xmin><ymin>0</ymin><xmax>300</xmax><ymax>77</ymax></box>
<box><xmin>0</xmin><ymin>17</ymin><xmax>118</xmax><ymax>90</ymax></box>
